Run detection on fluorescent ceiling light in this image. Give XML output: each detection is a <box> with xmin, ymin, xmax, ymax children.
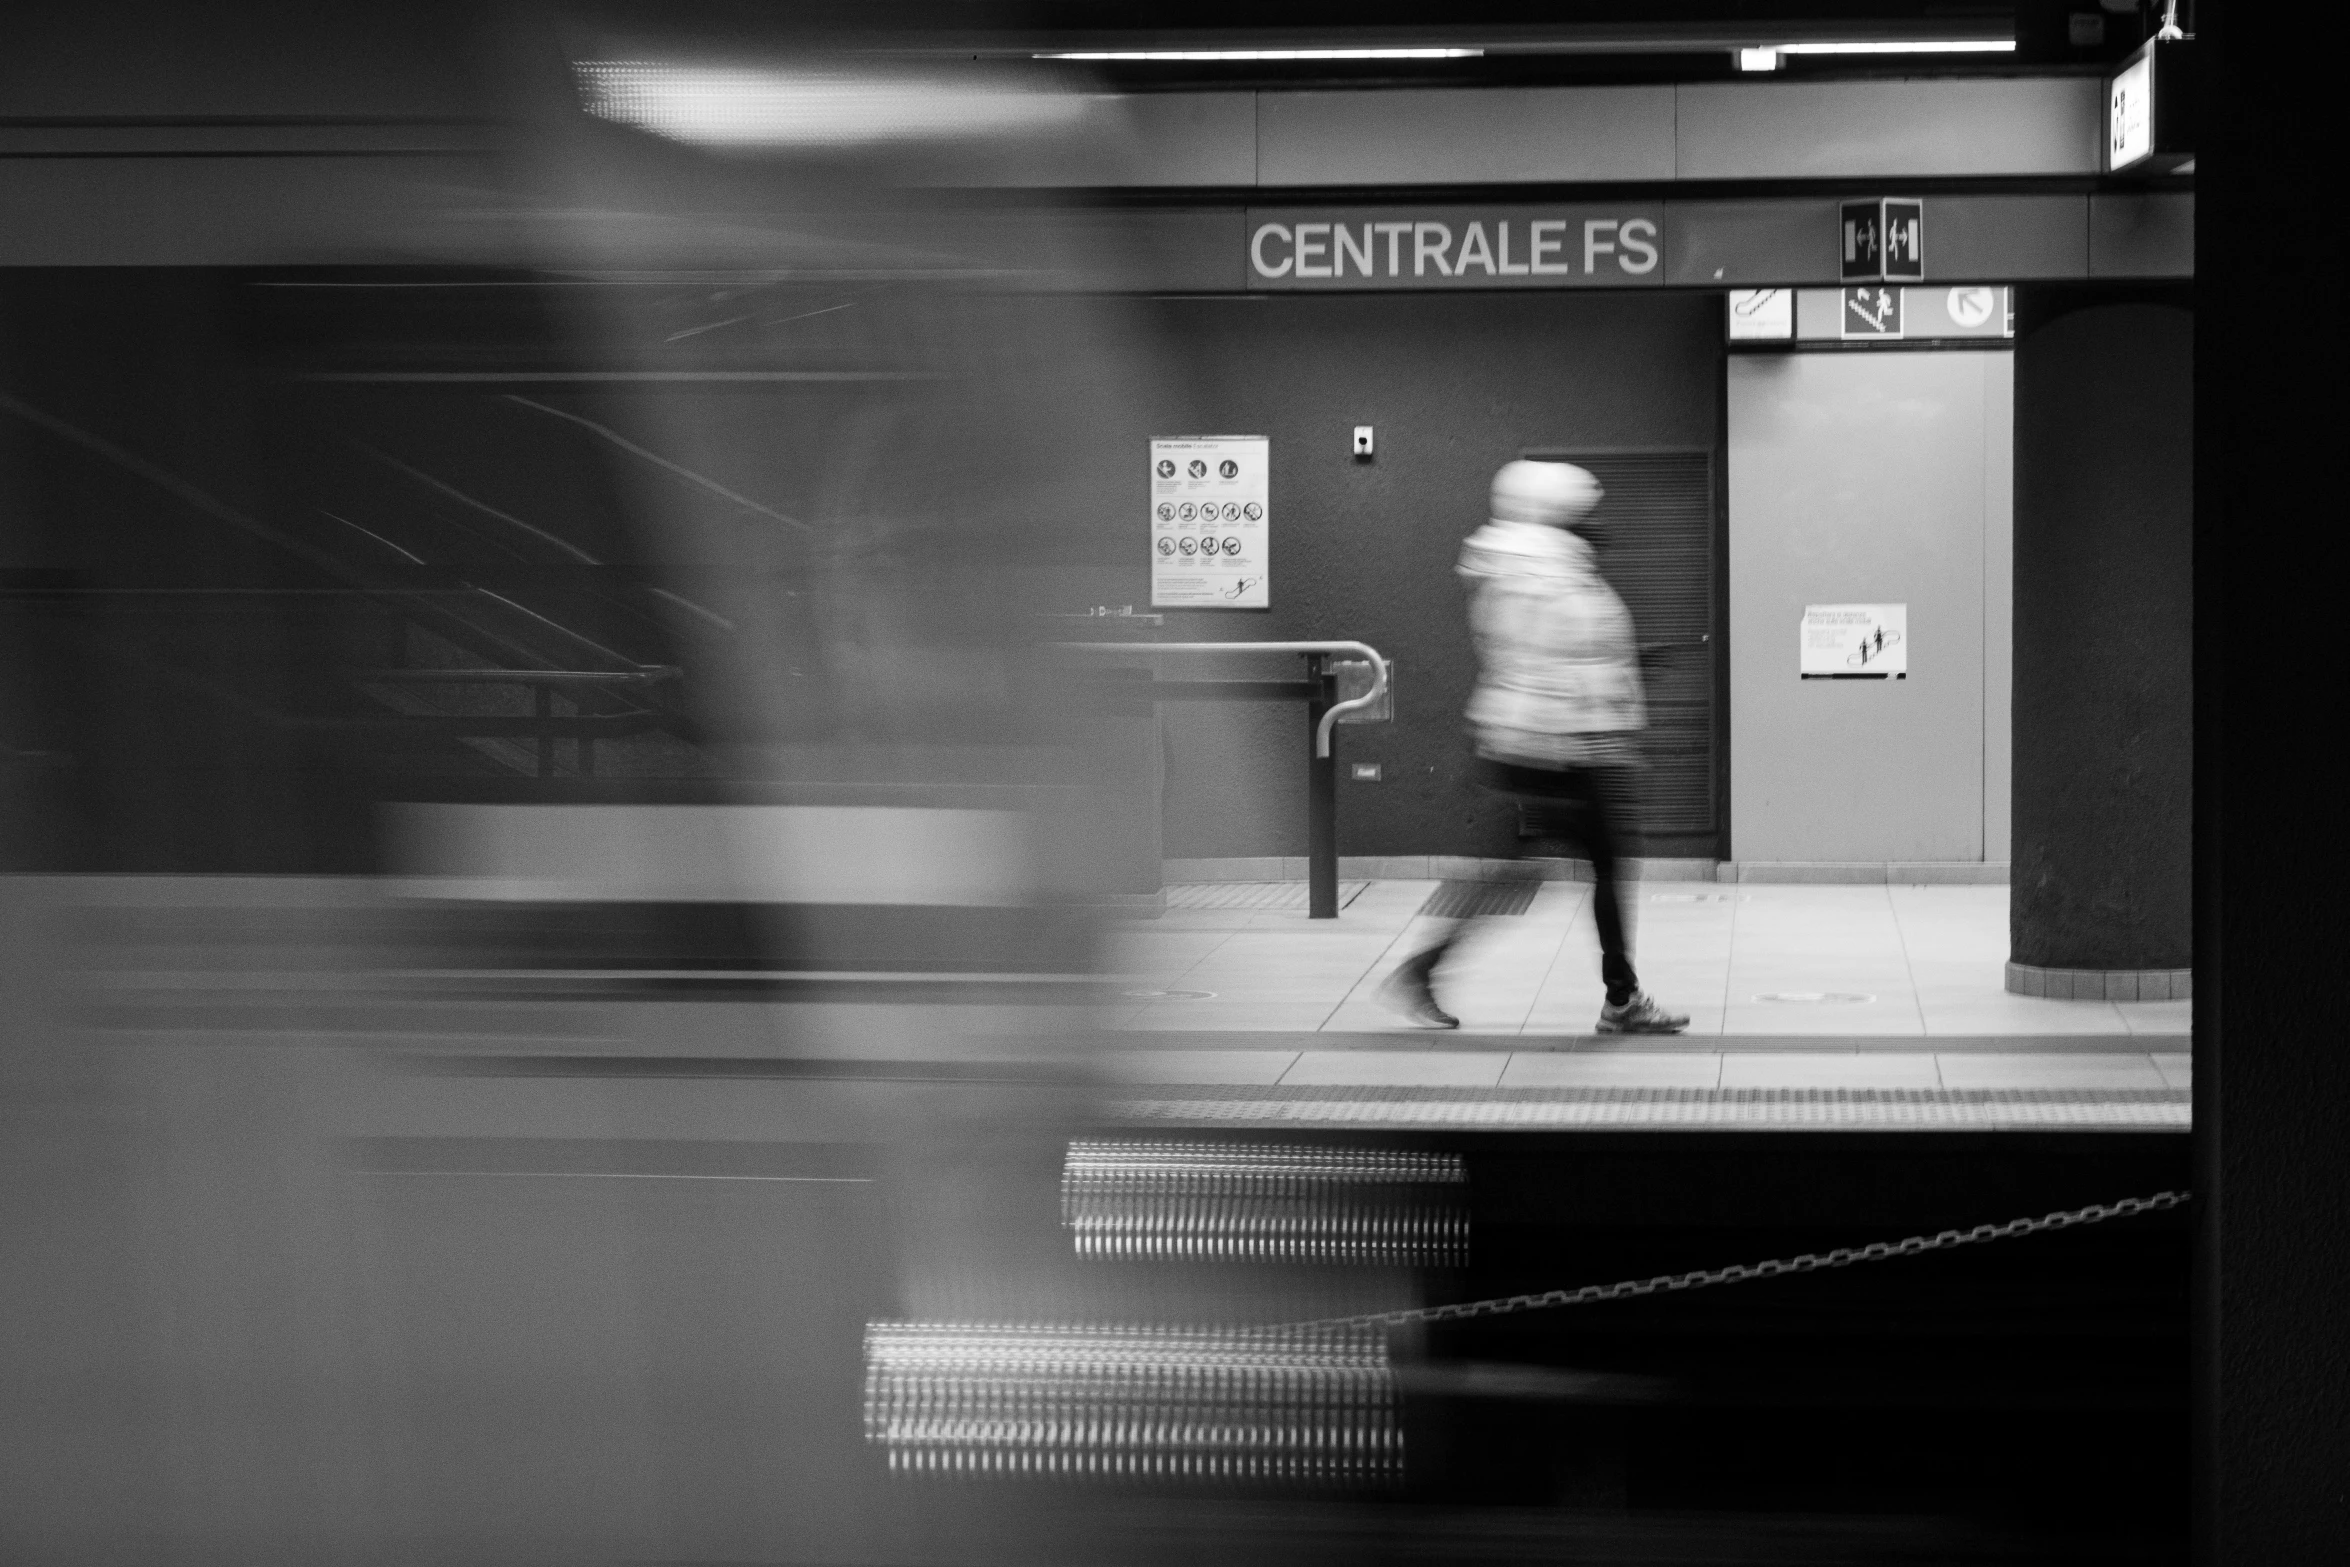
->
<box><xmin>1744</xmin><ymin>38</ymin><xmax>2013</xmax><ymax>68</ymax></box>
<box><xmin>1036</xmin><ymin>48</ymin><xmax>1483</xmax><ymax>62</ymax></box>
<box><xmin>1776</xmin><ymin>40</ymin><xmax>2016</xmax><ymax>55</ymax></box>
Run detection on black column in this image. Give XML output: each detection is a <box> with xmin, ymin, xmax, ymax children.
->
<box><xmin>2200</xmin><ymin>0</ymin><xmax>2350</xmax><ymax>1550</ymax></box>
<box><xmin>2009</xmin><ymin>288</ymin><xmax>2195</xmax><ymax>982</ymax></box>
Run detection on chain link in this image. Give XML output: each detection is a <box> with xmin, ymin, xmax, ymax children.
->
<box><xmin>1295</xmin><ymin>1191</ymin><xmax>2190</xmax><ymax>1331</ymax></box>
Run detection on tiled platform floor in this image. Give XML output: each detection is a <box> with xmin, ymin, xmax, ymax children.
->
<box><xmin>1107</xmin><ymin>881</ymin><xmax>2190</xmax><ymax>1100</ymax></box>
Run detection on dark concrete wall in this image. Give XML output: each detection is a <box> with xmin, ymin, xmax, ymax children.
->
<box><xmin>1042</xmin><ymin>290</ymin><xmax>1724</xmax><ymax>862</ymax></box>
<box><xmin>3</xmin><ymin>275</ymin><xmax>1723</xmax><ymax>871</ymax></box>
<box><xmin>2010</xmin><ymin>293</ymin><xmax>2194</xmax><ymax>968</ymax></box>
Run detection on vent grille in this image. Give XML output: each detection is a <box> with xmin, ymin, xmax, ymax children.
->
<box><xmin>1520</xmin><ymin>449</ymin><xmax>1718</xmax><ymax>837</ymax></box>
<box><xmin>1061</xmin><ymin>1140</ymin><xmax>1468</xmax><ymax>1264</ymax></box>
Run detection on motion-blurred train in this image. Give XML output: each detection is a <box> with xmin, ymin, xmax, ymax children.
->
<box><xmin>0</xmin><ymin>23</ymin><xmax>1258</xmax><ymax>1564</ymax></box>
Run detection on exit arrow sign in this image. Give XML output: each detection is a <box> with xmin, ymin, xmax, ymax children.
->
<box><xmin>1840</xmin><ymin>198</ymin><xmax>1924</xmax><ymax>282</ymax></box>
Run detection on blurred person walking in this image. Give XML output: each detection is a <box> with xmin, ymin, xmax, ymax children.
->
<box><xmin>1384</xmin><ymin>460</ymin><xmax>1688</xmax><ymax>1033</ymax></box>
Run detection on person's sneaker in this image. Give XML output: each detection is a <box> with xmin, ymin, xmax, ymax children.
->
<box><xmin>1381</xmin><ymin>965</ymin><xmax>1459</xmax><ymax>1030</ymax></box>
<box><xmin>1596</xmin><ymin>991</ymin><xmax>1689</xmax><ymax>1034</ymax></box>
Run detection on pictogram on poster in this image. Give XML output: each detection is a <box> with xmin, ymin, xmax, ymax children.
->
<box><xmin>1151</xmin><ymin>436</ymin><xmax>1268</xmax><ymax>608</ymax></box>
<box><xmin>1800</xmin><ymin>604</ymin><xmax>1907</xmax><ymax>679</ymax></box>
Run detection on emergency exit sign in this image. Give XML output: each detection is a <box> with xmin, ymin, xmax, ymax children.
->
<box><xmin>1840</xmin><ymin>199</ymin><xmax>1924</xmax><ymax>282</ymax></box>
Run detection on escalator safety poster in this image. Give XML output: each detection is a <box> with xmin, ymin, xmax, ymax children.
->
<box><xmin>1151</xmin><ymin>436</ymin><xmax>1269</xmax><ymax>608</ymax></box>
<box><xmin>1801</xmin><ymin>603</ymin><xmax>1907</xmax><ymax>678</ymax></box>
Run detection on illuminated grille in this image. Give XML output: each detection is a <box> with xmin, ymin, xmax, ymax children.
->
<box><xmin>862</xmin><ymin>1321</ymin><xmax>1401</xmax><ymax>1488</ymax></box>
<box><xmin>1061</xmin><ymin>1140</ymin><xmax>1468</xmax><ymax>1264</ymax></box>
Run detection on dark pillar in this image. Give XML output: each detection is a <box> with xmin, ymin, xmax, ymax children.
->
<box><xmin>2008</xmin><ymin>290</ymin><xmax>2194</xmax><ymax>992</ymax></box>
<box><xmin>2201</xmin><ymin>1</ymin><xmax>2350</xmax><ymax>1551</ymax></box>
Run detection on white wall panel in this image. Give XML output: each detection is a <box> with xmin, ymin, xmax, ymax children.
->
<box><xmin>979</xmin><ymin>92</ymin><xmax>1258</xmax><ymax>188</ymax></box>
<box><xmin>1257</xmin><ymin>86</ymin><xmax>1676</xmax><ymax>187</ymax></box>
<box><xmin>1677</xmin><ymin>79</ymin><xmax>2103</xmax><ymax>180</ymax></box>
<box><xmin>1114</xmin><ymin>92</ymin><xmax>1258</xmax><ymax>187</ymax></box>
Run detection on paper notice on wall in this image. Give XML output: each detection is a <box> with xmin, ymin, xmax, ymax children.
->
<box><xmin>1150</xmin><ymin>436</ymin><xmax>1268</xmax><ymax>609</ymax></box>
<box><xmin>1801</xmin><ymin>604</ymin><xmax>1907</xmax><ymax>679</ymax></box>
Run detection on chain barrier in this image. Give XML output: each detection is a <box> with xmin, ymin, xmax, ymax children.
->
<box><xmin>1293</xmin><ymin>1190</ymin><xmax>2190</xmax><ymax>1331</ymax></box>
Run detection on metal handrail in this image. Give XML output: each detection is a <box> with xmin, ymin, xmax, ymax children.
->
<box><xmin>1051</xmin><ymin>641</ymin><xmax>1389</xmax><ymax>757</ymax></box>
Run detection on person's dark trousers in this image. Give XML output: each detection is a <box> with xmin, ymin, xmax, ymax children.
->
<box><xmin>1398</xmin><ymin>758</ymin><xmax>1642</xmax><ymax>1006</ymax></box>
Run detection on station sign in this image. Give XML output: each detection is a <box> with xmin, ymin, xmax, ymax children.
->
<box><xmin>1151</xmin><ymin>436</ymin><xmax>1268</xmax><ymax>609</ymax></box>
<box><xmin>2107</xmin><ymin>37</ymin><xmax>2195</xmax><ymax>174</ymax></box>
<box><xmin>1840</xmin><ymin>198</ymin><xmax>1924</xmax><ymax>282</ymax></box>
<box><xmin>1729</xmin><ymin>286</ymin><xmax>2011</xmax><ymax>346</ymax></box>
<box><xmin>2108</xmin><ymin>53</ymin><xmax>2153</xmax><ymax>170</ymax></box>
<box><xmin>1246</xmin><ymin>205</ymin><xmax>1664</xmax><ymax>290</ymax></box>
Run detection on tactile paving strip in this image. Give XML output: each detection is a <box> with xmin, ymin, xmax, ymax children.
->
<box><xmin>1164</xmin><ymin>882</ymin><xmax>1371</xmax><ymax>911</ymax></box>
<box><xmin>1418</xmin><ymin>879</ymin><xmax>1543</xmax><ymax>919</ymax></box>
<box><xmin>1112</xmin><ymin>1085</ymin><xmax>2190</xmax><ymax>1131</ymax></box>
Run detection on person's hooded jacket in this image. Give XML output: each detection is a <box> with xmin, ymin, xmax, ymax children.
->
<box><xmin>1456</xmin><ymin>518</ymin><xmax>1646</xmax><ymax>766</ymax></box>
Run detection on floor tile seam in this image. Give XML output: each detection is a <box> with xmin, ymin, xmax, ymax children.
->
<box><xmin>1718</xmin><ymin>878</ymin><xmax>1742</xmax><ymax>1030</ymax></box>
<box><xmin>1515</xmin><ymin>885</ymin><xmax>1597</xmax><ymax>1020</ymax></box>
<box><xmin>1507</xmin><ymin>903</ymin><xmax>1583</xmax><ymax>1036</ymax></box>
<box><xmin>1314</xmin><ymin>902</ymin><xmax>1437</xmax><ymax>1032</ymax></box>
<box><xmin>1893</xmin><ymin>878</ymin><xmax>1981</xmax><ymax>1035</ymax></box>
<box><xmin>1877</xmin><ymin>876</ymin><xmax>1930</xmax><ymax>1038</ymax></box>
<box><xmin>1159</xmin><ymin>926</ymin><xmax>1245</xmax><ymax>992</ymax></box>
<box><xmin>1137</xmin><ymin>950</ymin><xmax>1386</xmax><ymax>976</ymax></box>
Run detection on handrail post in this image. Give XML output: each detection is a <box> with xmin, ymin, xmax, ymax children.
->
<box><xmin>1306</xmin><ymin>653</ymin><xmax>1339</xmax><ymax>919</ymax></box>
<box><xmin>1049</xmin><ymin>640</ymin><xmax>1385</xmax><ymax>919</ymax></box>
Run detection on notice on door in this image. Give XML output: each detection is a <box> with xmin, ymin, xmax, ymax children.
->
<box><xmin>1151</xmin><ymin>436</ymin><xmax>1268</xmax><ymax>609</ymax></box>
<box><xmin>1801</xmin><ymin>604</ymin><xmax>1907</xmax><ymax>679</ymax></box>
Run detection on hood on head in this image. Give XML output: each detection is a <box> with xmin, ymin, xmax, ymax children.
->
<box><xmin>1490</xmin><ymin>459</ymin><xmax>1603</xmax><ymax>528</ymax></box>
